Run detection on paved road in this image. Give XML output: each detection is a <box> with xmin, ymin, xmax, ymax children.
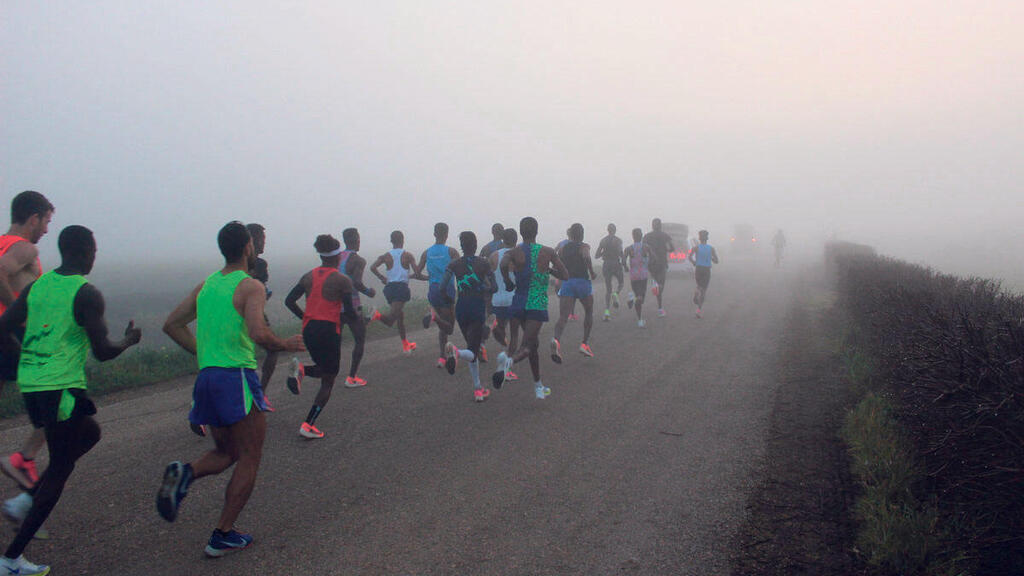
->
<box><xmin>1</xmin><ymin>260</ymin><xmax>794</xmax><ymax>575</ymax></box>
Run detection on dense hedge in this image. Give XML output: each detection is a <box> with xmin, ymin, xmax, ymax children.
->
<box><xmin>830</xmin><ymin>243</ymin><xmax>1024</xmax><ymax>572</ymax></box>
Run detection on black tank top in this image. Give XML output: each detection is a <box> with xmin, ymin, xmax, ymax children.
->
<box><xmin>562</xmin><ymin>242</ymin><xmax>588</xmax><ymax>279</ymax></box>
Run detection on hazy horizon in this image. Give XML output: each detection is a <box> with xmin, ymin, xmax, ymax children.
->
<box><xmin>3</xmin><ymin>2</ymin><xmax>1021</xmax><ymax>290</ymax></box>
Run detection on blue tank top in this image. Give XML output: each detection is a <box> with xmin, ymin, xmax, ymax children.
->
<box><xmin>426</xmin><ymin>244</ymin><xmax>451</xmax><ymax>284</ymax></box>
<box><xmin>695</xmin><ymin>244</ymin><xmax>714</xmax><ymax>267</ymax></box>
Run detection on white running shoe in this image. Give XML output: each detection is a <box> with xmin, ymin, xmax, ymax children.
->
<box><xmin>535</xmin><ymin>383</ymin><xmax>551</xmax><ymax>399</ymax></box>
<box><xmin>0</xmin><ymin>554</ymin><xmax>49</xmax><ymax>575</ymax></box>
<box><xmin>638</xmin><ymin>318</ymin><xmax>646</xmax><ymax>328</ymax></box>
<box><xmin>658</xmin><ymin>308</ymin><xmax>667</xmax><ymax>318</ymax></box>
<box><xmin>627</xmin><ymin>292</ymin><xmax>635</xmax><ymax>309</ymax></box>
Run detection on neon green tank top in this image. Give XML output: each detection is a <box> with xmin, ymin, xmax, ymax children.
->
<box><xmin>18</xmin><ymin>271</ymin><xmax>90</xmax><ymax>392</ymax></box>
<box><xmin>197</xmin><ymin>270</ymin><xmax>257</xmax><ymax>370</ymax></box>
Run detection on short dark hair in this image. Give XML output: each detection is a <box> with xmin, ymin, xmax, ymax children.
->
<box><xmin>342</xmin><ymin>227</ymin><xmax>359</xmax><ymax>248</ymax></box>
<box><xmin>434</xmin><ymin>222</ymin><xmax>448</xmax><ymax>238</ymax></box>
<box><xmin>502</xmin><ymin>227</ymin><xmax>518</xmax><ymax>247</ymax></box>
<box><xmin>11</xmin><ymin>191</ymin><xmax>54</xmax><ymax>225</ymax></box>
<box><xmin>390</xmin><ymin>230</ymin><xmax>404</xmax><ymax>245</ymax></box>
<box><xmin>652</xmin><ymin>218</ymin><xmax>662</xmax><ymax>231</ymax></box>
<box><xmin>699</xmin><ymin>229</ymin><xmax>709</xmax><ymax>240</ymax></box>
<box><xmin>217</xmin><ymin>221</ymin><xmax>251</xmax><ymax>262</ymax></box>
<box><xmin>491</xmin><ymin>223</ymin><xmax>504</xmax><ymax>236</ymax></box>
<box><xmin>607</xmin><ymin>223</ymin><xmax>616</xmax><ymax>234</ymax></box>
<box><xmin>459</xmin><ymin>231</ymin><xmax>477</xmax><ymax>255</ymax></box>
<box><xmin>245</xmin><ymin>223</ymin><xmax>265</xmax><ymax>242</ymax></box>
<box><xmin>58</xmin><ymin>225</ymin><xmax>95</xmax><ymax>260</ymax></box>
<box><xmin>632</xmin><ymin>228</ymin><xmax>643</xmax><ymax>242</ymax></box>
<box><xmin>568</xmin><ymin>223</ymin><xmax>584</xmax><ymax>242</ymax></box>
<box><xmin>314</xmin><ymin>234</ymin><xmax>341</xmax><ymax>254</ymax></box>
<box><xmin>519</xmin><ymin>217</ymin><xmax>538</xmax><ymax>241</ymax></box>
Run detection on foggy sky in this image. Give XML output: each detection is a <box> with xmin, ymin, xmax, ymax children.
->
<box><xmin>2</xmin><ymin>2</ymin><xmax>1022</xmax><ymax>286</ymax></box>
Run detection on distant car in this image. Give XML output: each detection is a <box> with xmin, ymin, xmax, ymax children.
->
<box><xmin>661</xmin><ymin>222</ymin><xmax>694</xmax><ymax>272</ymax></box>
<box><xmin>730</xmin><ymin>224</ymin><xmax>758</xmax><ymax>252</ymax></box>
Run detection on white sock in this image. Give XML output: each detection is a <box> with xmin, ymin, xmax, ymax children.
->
<box><xmin>468</xmin><ymin>360</ymin><xmax>481</xmax><ymax>389</ymax></box>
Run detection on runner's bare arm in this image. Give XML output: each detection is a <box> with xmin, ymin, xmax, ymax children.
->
<box><xmin>499</xmin><ymin>249</ymin><xmax>516</xmax><ymax>291</ymax></box>
<box><xmin>370</xmin><ymin>253</ymin><xmax>389</xmax><ymax>285</ymax></box>
<box><xmin>0</xmin><ymin>242</ymin><xmax>37</xmax><ymax>307</ymax></box>
<box><xmin>74</xmin><ymin>284</ymin><xmax>141</xmax><ymax>362</ymax></box>
<box><xmin>411</xmin><ymin>250</ymin><xmax>430</xmax><ymax>281</ymax></box>
<box><xmin>583</xmin><ymin>244</ymin><xmax>597</xmax><ymax>280</ymax></box>
<box><xmin>0</xmin><ymin>284</ymin><xmax>30</xmax><ymax>356</ymax></box>
<box><xmin>336</xmin><ymin>274</ymin><xmax>359</xmax><ymax>322</ymax></box>
<box><xmin>438</xmin><ymin>263</ymin><xmax>456</xmax><ymax>305</ymax></box>
<box><xmin>284</xmin><ymin>274</ymin><xmax>309</xmax><ymax>320</ymax></box>
<box><xmin>349</xmin><ymin>257</ymin><xmax>376</xmax><ymax>298</ymax></box>
<box><xmin>545</xmin><ymin>248</ymin><xmax>569</xmax><ymax>281</ymax></box>
<box><xmin>712</xmin><ymin>247</ymin><xmax>720</xmax><ymax>264</ymax></box>
<box><xmin>241</xmin><ymin>279</ymin><xmax>303</xmax><ymax>352</ymax></box>
<box><xmin>163</xmin><ymin>283</ymin><xmax>203</xmax><ymax>355</ymax></box>
<box><xmin>594</xmin><ymin>238</ymin><xmax>605</xmax><ymax>260</ymax></box>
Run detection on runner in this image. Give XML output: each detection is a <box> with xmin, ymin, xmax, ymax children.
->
<box><xmin>157</xmin><ymin>221</ymin><xmax>303</xmax><ymax>558</ymax></box>
<box><xmin>337</xmin><ymin>228</ymin><xmax>375</xmax><ymax>387</ymax></box>
<box><xmin>594</xmin><ymin>223</ymin><xmax>624</xmax><ymax>321</ymax></box>
<box><xmin>415</xmin><ymin>223</ymin><xmax>459</xmax><ymax>369</ymax></box>
<box><xmin>369</xmin><ymin>230</ymin><xmax>416</xmax><ymax>354</ymax></box>
<box><xmin>488</xmin><ymin>227</ymin><xmax>520</xmax><ymax>384</ymax></box>
<box><xmin>771</xmin><ymin>229</ymin><xmax>786</xmax><ymax>268</ymax></box>
<box><xmin>283</xmin><ymin>234</ymin><xmax>358</xmax><ymax>438</ymax></box>
<box><xmin>624</xmin><ymin>228</ymin><xmax>654</xmax><ymax>327</ymax></box>
<box><xmin>551</xmin><ymin>223</ymin><xmax>597</xmax><ymax>362</ymax></box>
<box><xmin>643</xmin><ymin>218</ymin><xmax>675</xmax><ymax>317</ymax></box>
<box><xmin>491</xmin><ymin>217</ymin><xmax>568</xmax><ymax>398</ymax></box>
<box><xmin>438</xmin><ymin>232</ymin><xmax>496</xmax><ymax>402</ymax></box>
<box><xmin>0</xmin><ymin>192</ymin><xmax>52</xmax><ymax>523</ymax></box>
<box><xmin>0</xmin><ymin>226</ymin><xmax>140</xmax><ymax>576</ymax></box>
<box><xmin>688</xmin><ymin>229</ymin><xmax>720</xmax><ymax>318</ymax></box>
<box><xmin>479</xmin><ymin>223</ymin><xmax>504</xmax><ymax>259</ymax></box>
<box><xmin>245</xmin><ymin>223</ymin><xmax>278</xmax><ymax>411</ymax></box>
<box><xmin>554</xmin><ymin>229</ymin><xmax>578</xmax><ymax>321</ymax></box>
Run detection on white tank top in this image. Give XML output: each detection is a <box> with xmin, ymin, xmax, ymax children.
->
<box><xmin>491</xmin><ymin>247</ymin><xmax>514</xmax><ymax>307</ymax></box>
<box><xmin>386</xmin><ymin>249</ymin><xmax>409</xmax><ymax>283</ymax></box>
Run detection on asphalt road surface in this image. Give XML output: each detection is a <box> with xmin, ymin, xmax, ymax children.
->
<box><xmin>1</xmin><ymin>258</ymin><xmax>795</xmax><ymax>575</ymax></box>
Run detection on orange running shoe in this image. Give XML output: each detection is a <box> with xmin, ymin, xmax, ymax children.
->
<box><xmin>479</xmin><ymin>346</ymin><xmax>489</xmax><ymax>363</ymax></box>
<box><xmin>474</xmin><ymin>388</ymin><xmax>490</xmax><ymax>402</ymax></box>
<box><xmin>550</xmin><ymin>338</ymin><xmax>563</xmax><ymax>364</ymax></box>
<box><xmin>345</xmin><ymin>376</ymin><xmax>367</xmax><ymax>388</ymax></box>
<box><xmin>371</xmin><ymin>309</ymin><xmax>383</xmax><ymax>322</ymax></box>
<box><xmin>299</xmin><ymin>422</ymin><xmax>325</xmax><ymax>439</ymax></box>
<box><xmin>579</xmin><ymin>343</ymin><xmax>594</xmax><ymax>358</ymax></box>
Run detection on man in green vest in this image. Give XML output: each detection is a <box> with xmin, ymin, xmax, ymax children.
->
<box><xmin>157</xmin><ymin>221</ymin><xmax>303</xmax><ymax>558</ymax></box>
<box><xmin>0</xmin><ymin>225</ymin><xmax>142</xmax><ymax>576</ymax></box>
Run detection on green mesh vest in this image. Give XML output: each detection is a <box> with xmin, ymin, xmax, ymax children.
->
<box><xmin>197</xmin><ymin>270</ymin><xmax>257</xmax><ymax>370</ymax></box>
<box><xmin>18</xmin><ymin>271</ymin><xmax>90</xmax><ymax>392</ymax></box>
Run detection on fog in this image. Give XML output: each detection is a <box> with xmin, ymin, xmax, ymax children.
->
<box><xmin>3</xmin><ymin>1</ymin><xmax>1022</xmax><ymax>292</ymax></box>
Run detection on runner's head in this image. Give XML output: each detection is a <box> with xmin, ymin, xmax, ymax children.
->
<box><xmin>651</xmin><ymin>218</ymin><xmax>662</xmax><ymax>232</ymax></box>
<box><xmin>245</xmin><ymin>223</ymin><xmax>266</xmax><ymax>255</ymax></box>
<box><xmin>632</xmin><ymin>228</ymin><xmax>643</xmax><ymax>242</ymax></box>
<box><xmin>434</xmin><ymin>222</ymin><xmax>448</xmax><ymax>243</ymax></box>
<box><xmin>607</xmin><ymin>223</ymin><xmax>616</xmax><ymax>235</ymax></box>
<box><xmin>58</xmin><ymin>225</ymin><xmax>96</xmax><ymax>274</ymax></box>
<box><xmin>568</xmin><ymin>223</ymin><xmax>584</xmax><ymax>242</ymax></box>
<box><xmin>502</xmin><ymin>227</ymin><xmax>517</xmax><ymax>248</ymax></box>
<box><xmin>459</xmin><ymin>231</ymin><xmax>478</xmax><ymax>256</ymax></box>
<box><xmin>11</xmin><ymin>191</ymin><xmax>54</xmax><ymax>244</ymax></box>
<box><xmin>699</xmin><ymin>229</ymin><xmax>709</xmax><ymax>243</ymax></box>
<box><xmin>342</xmin><ymin>227</ymin><xmax>360</xmax><ymax>251</ymax></box>
<box><xmin>315</xmin><ymin>234</ymin><xmax>342</xmax><ymax>267</ymax></box>
<box><xmin>217</xmin><ymin>221</ymin><xmax>254</xmax><ymax>268</ymax></box>
<box><xmin>491</xmin><ymin>223</ymin><xmax>504</xmax><ymax>241</ymax></box>
<box><xmin>519</xmin><ymin>217</ymin><xmax>538</xmax><ymax>243</ymax></box>
<box><xmin>390</xmin><ymin>230</ymin><xmax>404</xmax><ymax>248</ymax></box>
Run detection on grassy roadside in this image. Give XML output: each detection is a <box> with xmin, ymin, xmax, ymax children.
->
<box><xmin>0</xmin><ymin>299</ymin><xmax>431</xmax><ymax>419</ymax></box>
<box><xmin>837</xmin><ymin>323</ymin><xmax>969</xmax><ymax>575</ymax></box>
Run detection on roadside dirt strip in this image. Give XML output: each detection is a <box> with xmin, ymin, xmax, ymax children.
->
<box><xmin>3</xmin><ymin>259</ymin><xmax>814</xmax><ymax>575</ymax></box>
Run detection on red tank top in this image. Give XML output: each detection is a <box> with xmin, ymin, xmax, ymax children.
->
<box><xmin>0</xmin><ymin>234</ymin><xmax>42</xmax><ymax>316</ymax></box>
<box><xmin>302</xmin><ymin>267</ymin><xmax>342</xmax><ymax>332</ymax></box>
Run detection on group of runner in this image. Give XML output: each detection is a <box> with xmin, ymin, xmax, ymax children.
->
<box><xmin>0</xmin><ymin>190</ymin><xmax>723</xmax><ymax>574</ymax></box>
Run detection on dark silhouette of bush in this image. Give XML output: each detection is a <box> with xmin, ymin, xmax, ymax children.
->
<box><xmin>830</xmin><ymin>245</ymin><xmax>1023</xmax><ymax>574</ymax></box>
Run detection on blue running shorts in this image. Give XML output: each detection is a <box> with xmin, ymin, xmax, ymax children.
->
<box><xmin>189</xmin><ymin>367</ymin><xmax>268</xmax><ymax>428</ymax></box>
<box><xmin>557</xmin><ymin>278</ymin><xmax>593</xmax><ymax>299</ymax></box>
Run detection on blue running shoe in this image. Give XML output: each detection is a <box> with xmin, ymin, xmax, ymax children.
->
<box><xmin>205</xmin><ymin>529</ymin><xmax>253</xmax><ymax>558</ymax></box>
<box><xmin>0</xmin><ymin>554</ymin><xmax>49</xmax><ymax>575</ymax></box>
<box><xmin>156</xmin><ymin>461</ymin><xmax>192</xmax><ymax>522</ymax></box>
<box><xmin>535</xmin><ymin>383</ymin><xmax>551</xmax><ymax>399</ymax></box>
